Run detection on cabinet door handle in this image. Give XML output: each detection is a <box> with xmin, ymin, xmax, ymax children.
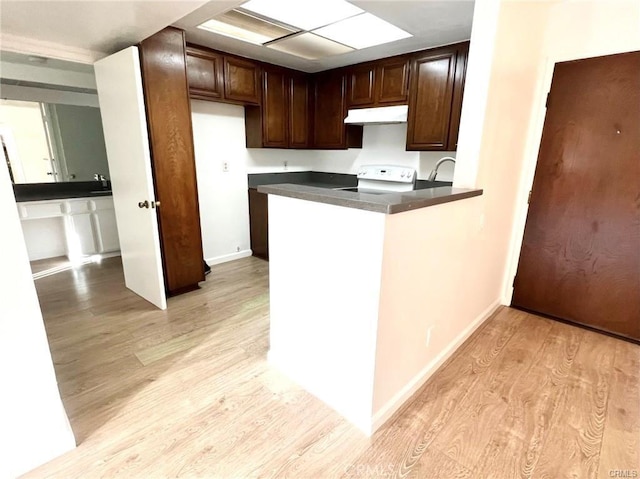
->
<box><xmin>138</xmin><ymin>200</ymin><xmax>149</xmax><ymax>209</ymax></box>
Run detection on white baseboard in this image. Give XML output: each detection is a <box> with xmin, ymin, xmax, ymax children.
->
<box><xmin>205</xmin><ymin>250</ymin><xmax>252</xmax><ymax>266</ymax></box>
<box><xmin>370</xmin><ymin>299</ymin><xmax>502</xmax><ymax>432</ymax></box>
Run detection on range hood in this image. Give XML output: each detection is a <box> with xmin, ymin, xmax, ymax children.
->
<box><xmin>344</xmin><ymin>105</ymin><xmax>408</xmax><ymax>125</ymax></box>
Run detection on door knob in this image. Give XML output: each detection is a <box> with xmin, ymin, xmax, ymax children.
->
<box><xmin>138</xmin><ymin>200</ymin><xmax>149</xmax><ymax>209</ymax></box>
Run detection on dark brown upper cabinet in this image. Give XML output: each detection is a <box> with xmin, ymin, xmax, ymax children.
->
<box><xmin>313</xmin><ymin>71</ymin><xmax>363</xmax><ymax>149</ymax></box>
<box><xmin>185</xmin><ymin>46</ymin><xmax>224</xmax><ymax>101</ymax></box>
<box><xmin>186</xmin><ymin>45</ymin><xmax>260</xmax><ymax>106</ymax></box>
<box><xmin>377</xmin><ymin>58</ymin><xmax>410</xmax><ymax>105</ymax></box>
<box><xmin>289</xmin><ymin>73</ymin><xmax>310</xmax><ymax>148</ymax></box>
<box><xmin>446</xmin><ymin>42</ymin><xmax>469</xmax><ymax>151</ymax></box>
<box><xmin>348</xmin><ymin>64</ymin><xmax>376</xmax><ymax>106</ymax></box>
<box><xmin>346</xmin><ymin>57</ymin><xmax>409</xmax><ymax>108</ymax></box>
<box><xmin>224</xmin><ymin>56</ymin><xmax>261</xmax><ymax>105</ymax></box>
<box><xmin>406</xmin><ymin>45</ymin><xmax>459</xmax><ymax>151</ymax></box>
<box><xmin>245</xmin><ymin>67</ymin><xmax>311</xmax><ymax>149</ymax></box>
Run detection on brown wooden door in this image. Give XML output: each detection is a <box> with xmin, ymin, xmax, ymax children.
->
<box><xmin>512</xmin><ymin>51</ymin><xmax>640</xmax><ymax>341</ymax></box>
<box><xmin>376</xmin><ymin>58</ymin><xmax>409</xmax><ymax>105</ymax></box>
<box><xmin>262</xmin><ymin>68</ymin><xmax>288</xmax><ymax>148</ymax></box>
<box><xmin>185</xmin><ymin>46</ymin><xmax>224</xmax><ymax>101</ymax></box>
<box><xmin>406</xmin><ymin>48</ymin><xmax>456</xmax><ymax>150</ymax></box>
<box><xmin>139</xmin><ymin>27</ymin><xmax>205</xmax><ymax>295</ymax></box>
<box><xmin>224</xmin><ymin>56</ymin><xmax>260</xmax><ymax>105</ymax></box>
<box><xmin>289</xmin><ymin>74</ymin><xmax>310</xmax><ymax>148</ymax></box>
<box><xmin>313</xmin><ymin>71</ymin><xmax>348</xmax><ymax>149</ymax></box>
<box><xmin>347</xmin><ymin>65</ymin><xmax>375</xmax><ymax>107</ymax></box>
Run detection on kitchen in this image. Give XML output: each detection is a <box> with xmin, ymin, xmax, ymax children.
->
<box><xmin>1</xmin><ymin>0</ymin><xmax>639</xmax><ymax>478</ymax></box>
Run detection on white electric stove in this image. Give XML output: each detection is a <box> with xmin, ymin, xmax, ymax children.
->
<box><xmin>337</xmin><ymin>165</ymin><xmax>416</xmax><ymax>194</ymax></box>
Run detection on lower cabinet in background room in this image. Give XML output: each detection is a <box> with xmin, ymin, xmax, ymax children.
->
<box><xmin>248</xmin><ymin>188</ymin><xmax>268</xmax><ymax>260</ymax></box>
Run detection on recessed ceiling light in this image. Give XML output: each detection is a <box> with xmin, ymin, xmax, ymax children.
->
<box><xmin>313</xmin><ymin>13</ymin><xmax>412</xmax><ymax>50</ymax></box>
<box><xmin>197</xmin><ymin>9</ymin><xmax>298</xmax><ymax>45</ymax></box>
<box><xmin>267</xmin><ymin>32</ymin><xmax>353</xmax><ymax>60</ymax></box>
<box><xmin>240</xmin><ymin>0</ymin><xmax>363</xmax><ymax>31</ymax></box>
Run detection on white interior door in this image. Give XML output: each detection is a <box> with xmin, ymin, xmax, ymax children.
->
<box><xmin>94</xmin><ymin>47</ymin><xmax>166</xmax><ymax>310</ymax></box>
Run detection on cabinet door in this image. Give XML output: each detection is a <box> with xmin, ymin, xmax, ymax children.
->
<box><xmin>406</xmin><ymin>49</ymin><xmax>457</xmax><ymax>150</ymax></box>
<box><xmin>262</xmin><ymin>68</ymin><xmax>289</xmax><ymax>148</ymax></box>
<box><xmin>313</xmin><ymin>72</ymin><xmax>348</xmax><ymax>148</ymax></box>
<box><xmin>93</xmin><ymin>209</ymin><xmax>120</xmax><ymax>253</ymax></box>
<box><xmin>248</xmin><ymin>189</ymin><xmax>268</xmax><ymax>260</ymax></box>
<box><xmin>289</xmin><ymin>74</ymin><xmax>310</xmax><ymax>148</ymax></box>
<box><xmin>67</xmin><ymin>213</ymin><xmax>97</xmax><ymax>256</ymax></box>
<box><xmin>447</xmin><ymin>43</ymin><xmax>469</xmax><ymax>151</ymax></box>
<box><xmin>347</xmin><ymin>65</ymin><xmax>375</xmax><ymax>107</ymax></box>
<box><xmin>224</xmin><ymin>56</ymin><xmax>260</xmax><ymax>105</ymax></box>
<box><xmin>185</xmin><ymin>47</ymin><xmax>224</xmax><ymax>100</ymax></box>
<box><xmin>376</xmin><ymin>58</ymin><xmax>409</xmax><ymax>105</ymax></box>
<box><xmin>139</xmin><ymin>27</ymin><xmax>205</xmax><ymax>294</ymax></box>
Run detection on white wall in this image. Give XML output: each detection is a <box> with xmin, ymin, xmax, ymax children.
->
<box><xmin>308</xmin><ymin>123</ymin><xmax>456</xmax><ymax>182</ymax></box>
<box><xmin>0</xmin><ymin>142</ymin><xmax>75</xmax><ymax>478</ymax></box>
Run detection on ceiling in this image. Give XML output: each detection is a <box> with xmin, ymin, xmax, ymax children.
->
<box><xmin>175</xmin><ymin>1</ymin><xmax>475</xmax><ymax>72</ymax></box>
<box><xmin>0</xmin><ymin>1</ymin><xmax>474</xmax><ymax>72</ymax></box>
<box><xmin>0</xmin><ymin>0</ymin><xmax>209</xmax><ymax>59</ymax></box>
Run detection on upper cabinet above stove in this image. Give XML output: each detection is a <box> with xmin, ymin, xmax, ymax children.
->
<box><xmin>346</xmin><ymin>56</ymin><xmax>410</xmax><ymax>108</ymax></box>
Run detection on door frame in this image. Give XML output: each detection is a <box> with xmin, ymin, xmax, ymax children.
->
<box><xmin>503</xmin><ymin>46</ymin><xmax>640</xmax><ymax>305</ymax></box>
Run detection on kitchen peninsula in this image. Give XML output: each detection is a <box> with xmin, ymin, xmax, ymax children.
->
<box><xmin>260</xmin><ymin>183</ymin><xmax>482</xmax><ymax>434</ymax></box>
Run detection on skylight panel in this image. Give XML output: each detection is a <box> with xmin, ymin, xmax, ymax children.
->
<box><xmin>313</xmin><ymin>13</ymin><xmax>412</xmax><ymax>50</ymax></box>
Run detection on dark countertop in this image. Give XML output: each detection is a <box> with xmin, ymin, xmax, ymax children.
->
<box><xmin>13</xmin><ymin>181</ymin><xmax>112</xmax><ymax>202</ymax></box>
<box><xmin>248</xmin><ymin>171</ymin><xmax>452</xmax><ymax>191</ymax></box>
<box><xmin>257</xmin><ymin>184</ymin><xmax>483</xmax><ymax>214</ymax></box>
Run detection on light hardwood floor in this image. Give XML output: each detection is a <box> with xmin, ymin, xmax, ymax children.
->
<box><xmin>23</xmin><ymin>256</ymin><xmax>639</xmax><ymax>478</ymax></box>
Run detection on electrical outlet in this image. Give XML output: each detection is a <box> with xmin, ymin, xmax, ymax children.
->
<box><xmin>223</xmin><ymin>162</ymin><xmax>229</xmax><ymax>172</ymax></box>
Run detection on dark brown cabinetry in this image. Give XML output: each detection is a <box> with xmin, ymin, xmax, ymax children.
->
<box><xmin>346</xmin><ymin>57</ymin><xmax>410</xmax><ymax>108</ymax></box>
<box><xmin>377</xmin><ymin>58</ymin><xmax>410</xmax><ymax>105</ymax></box>
<box><xmin>406</xmin><ymin>43</ymin><xmax>468</xmax><ymax>151</ymax></box>
<box><xmin>248</xmin><ymin>188</ymin><xmax>268</xmax><ymax>260</ymax></box>
<box><xmin>348</xmin><ymin>65</ymin><xmax>376</xmax><ymax>106</ymax></box>
<box><xmin>245</xmin><ymin>67</ymin><xmax>311</xmax><ymax>148</ymax></box>
<box><xmin>289</xmin><ymin>74</ymin><xmax>310</xmax><ymax>148</ymax></box>
<box><xmin>224</xmin><ymin>56</ymin><xmax>260</xmax><ymax>105</ymax></box>
<box><xmin>185</xmin><ymin>46</ymin><xmax>224</xmax><ymax>101</ymax></box>
<box><xmin>313</xmin><ymin>71</ymin><xmax>363</xmax><ymax>149</ymax></box>
<box><xmin>139</xmin><ymin>27</ymin><xmax>205</xmax><ymax>295</ymax></box>
<box><xmin>185</xmin><ymin>40</ymin><xmax>468</xmax><ymax>152</ymax></box>
<box><xmin>186</xmin><ymin>45</ymin><xmax>260</xmax><ymax>106</ymax></box>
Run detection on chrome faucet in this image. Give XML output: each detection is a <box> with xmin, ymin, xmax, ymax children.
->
<box><xmin>427</xmin><ymin>157</ymin><xmax>456</xmax><ymax>181</ymax></box>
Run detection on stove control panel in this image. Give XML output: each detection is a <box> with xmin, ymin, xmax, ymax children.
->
<box><xmin>357</xmin><ymin>165</ymin><xmax>416</xmax><ymax>183</ymax></box>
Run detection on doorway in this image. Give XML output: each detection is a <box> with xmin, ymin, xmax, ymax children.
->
<box><xmin>512</xmin><ymin>50</ymin><xmax>640</xmax><ymax>341</ymax></box>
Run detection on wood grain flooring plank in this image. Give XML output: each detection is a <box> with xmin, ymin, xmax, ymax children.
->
<box><xmin>531</xmin><ymin>330</ymin><xmax>617</xmax><ymax>479</ymax></box>
<box><xmin>597</xmin><ymin>339</ymin><xmax>640</xmax><ymax>477</ymax></box>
